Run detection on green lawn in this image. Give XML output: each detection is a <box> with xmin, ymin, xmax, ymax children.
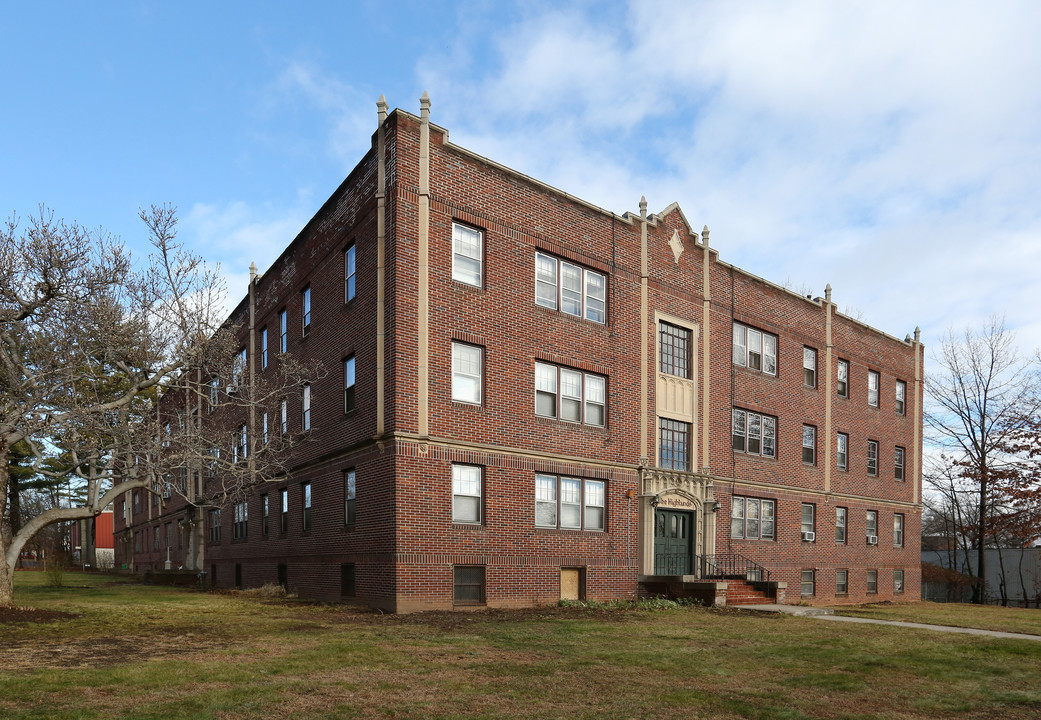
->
<box><xmin>2</xmin><ymin>571</ymin><xmax>1040</xmax><ymax>719</ymax></box>
<box><xmin>832</xmin><ymin>600</ymin><xmax>1041</xmax><ymax>636</ymax></box>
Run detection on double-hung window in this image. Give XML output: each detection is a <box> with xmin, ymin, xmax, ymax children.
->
<box><xmin>233</xmin><ymin>502</ymin><xmax>248</xmax><ymax>540</ymax></box>
<box><xmin>280</xmin><ymin>399</ymin><xmax>288</xmax><ymax>435</ymax></box>
<box><xmin>803</xmin><ymin>347</ymin><xmax>817</xmax><ymax>388</ymax></box>
<box><xmin>534</xmin><ymin>252</ymin><xmax>607</xmax><ymax>324</ymax></box>
<box><xmin>279</xmin><ymin>309</ymin><xmax>288</xmax><ymax>352</ymax></box>
<box><xmin>732</xmin><ymin>409</ymin><xmax>776</xmax><ymax>458</ymax></box>
<box><xmin>534</xmin><ymin>362</ymin><xmax>605</xmax><ymax>426</ymax></box>
<box><xmin>280</xmin><ymin>488</ymin><xmax>289</xmax><ymax>533</ymax></box>
<box><xmin>658</xmin><ymin>418</ymin><xmax>690</xmax><ymax>470</ymax></box>
<box><xmin>801</xmin><ymin>504</ymin><xmax>815</xmax><ymax>541</ymax></box>
<box><xmin>659</xmin><ymin>322</ymin><xmax>691</xmax><ymax>378</ymax></box>
<box><xmin>344</xmin><ymin>356</ymin><xmax>356</xmax><ymax>413</ymax></box>
<box><xmin>866</xmin><ymin>510</ymin><xmax>878</xmax><ymax>542</ymax></box>
<box><xmin>868</xmin><ymin>370</ymin><xmax>880</xmax><ymax>407</ymax></box>
<box><xmin>837</xmin><ymin>359</ymin><xmax>849</xmax><ymax>397</ymax></box>
<box><xmin>802</xmin><ymin>425</ymin><xmax>817</xmax><ymax>465</ymax></box>
<box><xmin>837</xmin><ymin>432</ymin><xmax>849</xmax><ymax>471</ymax></box>
<box><xmin>236</xmin><ymin>423</ymin><xmax>248</xmax><ymax>462</ymax></box>
<box><xmin>894</xmin><ymin>569</ymin><xmax>905</xmax><ymax>594</ymax></box>
<box><xmin>535</xmin><ymin>475</ymin><xmax>605</xmax><ymax>531</ymax></box>
<box><xmin>452</xmin><ymin>465</ymin><xmax>482</xmax><ymax>524</ymax></box>
<box><xmin>209</xmin><ymin>510</ymin><xmax>221</xmax><ymax>543</ymax></box>
<box><xmin>344</xmin><ymin>244</ymin><xmax>356</xmax><ymax>302</ymax></box>
<box><xmin>836</xmin><ymin>507</ymin><xmax>847</xmax><ymax>543</ymax></box>
<box><xmin>233</xmin><ymin>348</ymin><xmax>246</xmax><ymax>387</ymax></box>
<box><xmin>262</xmin><ymin>412</ymin><xmax>269</xmax><ymax>444</ymax></box>
<box><xmin>836</xmin><ymin>569</ymin><xmax>848</xmax><ymax>595</ymax></box>
<box><xmin>867</xmin><ymin>570</ymin><xmax>878</xmax><ymax>594</ymax></box>
<box><xmin>261</xmin><ymin>327</ymin><xmax>268</xmax><ymax>369</ymax></box>
<box><xmin>301</xmin><ymin>286</ymin><xmax>311</xmax><ymax>336</ymax></box>
<box><xmin>801</xmin><ymin>569</ymin><xmax>815</xmax><ymax>596</ymax></box>
<box><xmin>732</xmin><ymin>323</ymin><xmax>777</xmax><ymax>375</ymax></box>
<box><xmin>730</xmin><ymin>496</ymin><xmax>775</xmax><ymax>540</ymax></box>
<box><xmin>344</xmin><ymin>469</ymin><xmax>356</xmax><ymax>526</ymax></box>
<box><xmin>452</xmin><ymin>342</ymin><xmax>483</xmax><ymax>405</ymax></box>
<box><xmin>867</xmin><ymin>439</ymin><xmax>878</xmax><ymax>476</ymax></box>
<box><xmin>261</xmin><ymin>494</ymin><xmax>269</xmax><ymax>537</ymax></box>
<box><xmin>302</xmin><ymin>384</ymin><xmax>311</xmax><ymax>432</ymax></box>
<box><xmin>895</xmin><ymin>380</ymin><xmax>906</xmax><ymax>415</ymax></box>
<box><xmin>894</xmin><ymin>514</ymin><xmax>904</xmax><ymax>547</ymax></box>
<box><xmin>209</xmin><ymin>376</ymin><xmax>219</xmax><ymax>413</ymax></box>
<box><xmin>452</xmin><ymin>223</ymin><xmax>483</xmax><ymax>287</ymax></box>
<box><xmin>895</xmin><ymin>446</ymin><xmax>906</xmax><ymax>481</ymax></box>
<box><xmin>302</xmin><ymin>482</ymin><xmax>312</xmax><ymax>531</ymax></box>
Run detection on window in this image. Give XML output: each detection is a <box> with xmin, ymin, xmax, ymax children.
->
<box><xmin>261</xmin><ymin>327</ymin><xmax>268</xmax><ymax>369</ymax></box>
<box><xmin>133</xmin><ymin>491</ymin><xmax>140</xmax><ymax>514</ymax></box>
<box><xmin>732</xmin><ymin>323</ymin><xmax>777</xmax><ymax>375</ymax></box>
<box><xmin>534</xmin><ymin>252</ymin><xmax>607</xmax><ymax>324</ymax></box>
<box><xmin>209</xmin><ymin>376</ymin><xmax>219</xmax><ymax>413</ymax></box>
<box><xmin>280</xmin><ymin>399</ymin><xmax>288</xmax><ymax>435</ymax></box>
<box><xmin>344</xmin><ymin>469</ymin><xmax>356</xmax><ymax>526</ymax></box>
<box><xmin>801</xmin><ymin>503</ymin><xmax>815</xmax><ymax>540</ymax></box>
<box><xmin>452</xmin><ymin>342</ymin><xmax>483</xmax><ymax>404</ymax></box>
<box><xmin>803</xmin><ymin>347</ymin><xmax>817</xmax><ymax>388</ymax></box>
<box><xmin>895</xmin><ymin>446</ymin><xmax>906</xmax><ymax>481</ymax></box>
<box><xmin>232</xmin><ymin>348</ymin><xmax>246</xmax><ymax>386</ymax></box>
<box><xmin>302</xmin><ymin>384</ymin><xmax>311</xmax><ymax>431</ymax></box>
<box><xmin>731</xmin><ymin>497</ymin><xmax>775</xmax><ymax>540</ymax></box>
<box><xmin>452</xmin><ymin>223</ymin><xmax>483</xmax><ymax>287</ymax></box>
<box><xmin>534</xmin><ymin>362</ymin><xmax>605</xmax><ymax>426</ymax></box>
<box><xmin>535</xmin><ymin>475</ymin><xmax>605</xmax><ymax>531</ymax></box>
<box><xmin>280</xmin><ymin>488</ymin><xmax>288</xmax><ymax>533</ymax></box>
<box><xmin>836</xmin><ymin>569</ymin><xmax>848</xmax><ymax>595</ymax></box>
<box><xmin>209</xmin><ymin>509</ymin><xmax>221</xmax><ymax>543</ymax></box>
<box><xmin>163</xmin><ymin>422</ymin><xmax>170</xmax><ymax>447</ymax></box>
<box><xmin>302</xmin><ymin>482</ymin><xmax>312</xmax><ymax>531</ymax></box>
<box><xmin>344</xmin><ymin>244</ymin><xmax>356</xmax><ymax>302</ymax></box>
<box><xmin>894</xmin><ymin>569</ymin><xmax>905</xmax><ymax>594</ymax></box>
<box><xmin>301</xmin><ymin>286</ymin><xmax>311</xmax><ymax>336</ymax></box>
<box><xmin>344</xmin><ymin>356</ymin><xmax>356</xmax><ymax>413</ymax></box>
<box><xmin>239</xmin><ymin>423</ymin><xmax>249</xmax><ymax>461</ymax></box>
<box><xmin>895</xmin><ymin>379</ymin><xmax>906</xmax><ymax>415</ymax></box>
<box><xmin>154</xmin><ymin>525</ymin><xmax>160</xmax><ymax>549</ymax></box>
<box><xmin>836</xmin><ymin>507</ymin><xmax>847</xmax><ymax>543</ymax></box>
<box><xmin>894</xmin><ymin>514</ymin><xmax>905</xmax><ymax>547</ymax></box>
<box><xmin>868</xmin><ymin>370</ymin><xmax>879</xmax><ymax>407</ymax></box>
<box><xmin>261</xmin><ymin>494</ymin><xmax>269</xmax><ymax>537</ymax></box>
<box><xmin>453</xmin><ymin>565</ymin><xmax>485</xmax><ymax>605</ymax></box>
<box><xmin>659</xmin><ymin>418</ymin><xmax>691</xmax><ymax>470</ymax></box>
<box><xmin>866</xmin><ymin>510</ymin><xmax>878</xmax><ymax>541</ymax></box>
<box><xmin>262</xmin><ymin>412</ymin><xmax>269</xmax><ymax>444</ymax></box>
<box><xmin>452</xmin><ymin>465</ymin><xmax>482</xmax><ymax>524</ymax></box>
<box><xmin>233</xmin><ymin>502</ymin><xmax>248</xmax><ymax>540</ymax></box>
<box><xmin>837</xmin><ymin>359</ymin><xmax>849</xmax><ymax>398</ymax></box>
<box><xmin>659</xmin><ymin>322</ymin><xmax>691</xmax><ymax>378</ymax></box>
<box><xmin>867</xmin><ymin>440</ymin><xmax>878</xmax><ymax>476</ymax></box>
<box><xmin>802</xmin><ymin>425</ymin><xmax>817</xmax><ymax>465</ymax></box>
<box><xmin>341</xmin><ymin>563</ymin><xmax>356</xmax><ymax>597</ymax></box>
<box><xmin>279</xmin><ymin>309</ymin><xmax>287</xmax><ymax>352</ymax></box>
<box><xmin>867</xmin><ymin>570</ymin><xmax>878</xmax><ymax>594</ymax></box>
<box><xmin>732</xmin><ymin>409</ymin><xmax>777</xmax><ymax>458</ymax></box>
<box><xmin>801</xmin><ymin>569</ymin><xmax>815</xmax><ymax>597</ymax></box>
<box><xmin>837</xmin><ymin>432</ymin><xmax>848</xmax><ymax>471</ymax></box>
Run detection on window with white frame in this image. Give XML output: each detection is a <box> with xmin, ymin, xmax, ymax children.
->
<box><xmin>261</xmin><ymin>327</ymin><xmax>268</xmax><ymax>370</ymax></box>
<box><xmin>659</xmin><ymin>321</ymin><xmax>691</xmax><ymax>378</ymax></box>
<box><xmin>732</xmin><ymin>409</ymin><xmax>777</xmax><ymax>458</ymax></box>
<box><xmin>262</xmin><ymin>412</ymin><xmax>269</xmax><ymax>444</ymax></box>
<box><xmin>802</xmin><ymin>425</ymin><xmax>817</xmax><ymax>465</ymax></box>
<box><xmin>452</xmin><ymin>342</ymin><xmax>483</xmax><ymax>405</ymax></box>
<box><xmin>233</xmin><ymin>501</ymin><xmax>248</xmax><ymax>540</ymax></box>
<box><xmin>732</xmin><ymin>323</ymin><xmax>777</xmax><ymax>375</ymax></box>
<box><xmin>344</xmin><ymin>356</ymin><xmax>356</xmax><ymax>413</ymax></box>
<box><xmin>894</xmin><ymin>513</ymin><xmax>904</xmax><ymax>547</ymax></box>
<box><xmin>801</xmin><ymin>569</ymin><xmax>815</xmax><ymax>596</ymax></box>
<box><xmin>837</xmin><ymin>359</ymin><xmax>849</xmax><ymax>397</ymax></box>
<box><xmin>658</xmin><ymin>418</ymin><xmax>690</xmax><ymax>470</ymax></box>
<box><xmin>301</xmin><ymin>286</ymin><xmax>311</xmax><ymax>336</ymax></box>
<box><xmin>866</xmin><ymin>510</ymin><xmax>878</xmax><ymax>541</ymax></box>
<box><xmin>837</xmin><ymin>432</ymin><xmax>848</xmax><ymax>471</ymax></box>
<box><xmin>803</xmin><ymin>347</ymin><xmax>817</xmax><ymax>388</ymax></box>
<box><xmin>801</xmin><ymin>503</ymin><xmax>815</xmax><ymax>540</ymax></box>
<box><xmin>867</xmin><ymin>569</ymin><xmax>878</xmax><ymax>594</ymax></box>
<box><xmin>209</xmin><ymin>376</ymin><xmax>219</xmax><ymax>413</ymax></box>
<box><xmin>280</xmin><ymin>488</ymin><xmax>288</xmax><ymax>533</ymax></box>
<box><xmin>535</xmin><ymin>475</ymin><xmax>605</xmax><ymax>531</ymax></box>
<box><xmin>534</xmin><ymin>252</ymin><xmax>607</xmax><ymax>324</ymax></box>
<box><xmin>279</xmin><ymin>309</ymin><xmax>287</xmax><ymax>352</ymax></box>
<box><xmin>895</xmin><ymin>379</ymin><xmax>906</xmax><ymax>415</ymax></box>
<box><xmin>302</xmin><ymin>482</ymin><xmax>312</xmax><ymax>531</ymax></box>
<box><xmin>302</xmin><ymin>384</ymin><xmax>311</xmax><ymax>432</ymax></box>
<box><xmin>534</xmin><ymin>362</ymin><xmax>605</xmax><ymax>426</ymax></box>
<box><xmin>868</xmin><ymin>370</ymin><xmax>879</xmax><ymax>407</ymax></box>
<box><xmin>836</xmin><ymin>507</ymin><xmax>847</xmax><ymax>543</ymax></box>
<box><xmin>344</xmin><ymin>244</ymin><xmax>356</xmax><ymax>302</ymax></box>
<box><xmin>280</xmin><ymin>398</ymin><xmax>288</xmax><ymax>435</ymax></box>
<box><xmin>867</xmin><ymin>439</ymin><xmax>878</xmax><ymax>476</ymax></box>
<box><xmin>731</xmin><ymin>496</ymin><xmax>775</xmax><ymax>540</ymax></box>
<box><xmin>836</xmin><ymin>569</ymin><xmax>848</xmax><ymax>595</ymax></box>
<box><xmin>895</xmin><ymin>446</ymin><xmax>906</xmax><ymax>481</ymax></box>
<box><xmin>452</xmin><ymin>464</ymin><xmax>482</xmax><ymax>524</ymax></box>
<box><xmin>894</xmin><ymin>569</ymin><xmax>905</xmax><ymax>594</ymax></box>
<box><xmin>344</xmin><ymin>469</ymin><xmax>356</xmax><ymax>526</ymax></box>
<box><xmin>452</xmin><ymin>223</ymin><xmax>483</xmax><ymax>287</ymax></box>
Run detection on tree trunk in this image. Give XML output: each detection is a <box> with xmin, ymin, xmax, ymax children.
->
<box><xmin>974</xmin><ymin>476</ymin><xmax>987</xmax><ymax>604</ymax></box>
<box><xmin>0</xmin><ymin>444</ymin><xmax>14</xmax><ymax>607</ymax></box>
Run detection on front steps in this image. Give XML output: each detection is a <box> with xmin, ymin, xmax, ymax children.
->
<box><xmin>639</xmin><ymin>576</ymin><xmax>787</xmax><ymax>606</ymax></box>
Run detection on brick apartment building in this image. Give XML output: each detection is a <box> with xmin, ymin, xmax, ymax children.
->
<box><xmin>113</xmin><ymin>94</ymin><xmax>923</xmax><ymax>611</ymax></box>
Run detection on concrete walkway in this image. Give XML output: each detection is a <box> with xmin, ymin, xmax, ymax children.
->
<box><xmin>739</xmin><ymin>604</ymin><xmax>1041</xmax><ymax>642</ymax></box>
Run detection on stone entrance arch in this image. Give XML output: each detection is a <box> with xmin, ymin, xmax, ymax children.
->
<box><xmin>638</xmin><ymin>468</ymin><xmax>716</xmax><ymax>578</ymax></box>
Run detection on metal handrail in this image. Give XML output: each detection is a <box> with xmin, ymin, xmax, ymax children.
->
<box><xmin>699</xmin><ymin>553</ymin><xmax>771</xmax><ymax>582</ymax></box>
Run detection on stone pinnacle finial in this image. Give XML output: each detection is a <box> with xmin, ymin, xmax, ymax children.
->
<box><xmin>825</xmin><ymin>283</ymin><xmax>832</xmax><ymax>303</ymax></box>
<box><xmin>420</xmin><ymin>91</ymin><xmax>431</xmax><ymax>110</ymax></box>
<box><xmin>639</xmin><ymin>195</ymin><xmax>647</xmax><ymax>214</ymax></box>
<box><xmin>377</xmin><ymin>94</ymin><xmax>388</xmax><ymax>124</ymax></box>
<box><xmin>249</xmin><ymin>261</ymin><xmax>258</xmax><ymax>282</ymax></box>
<box><xmin>914</xmin><ymin>326</ymin><xmax>921</xmax><ymax>342</ymax></box>
<box><xmin>701</xmin><ymin>225</ymin><xmax>710</xmax><ymax>246</ymax></box>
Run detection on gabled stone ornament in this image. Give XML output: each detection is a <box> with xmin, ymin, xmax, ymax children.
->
<box><xmin>668</xmin><ymin>229</ymin><xmax>684</xmax><ymax>264</ymax></box>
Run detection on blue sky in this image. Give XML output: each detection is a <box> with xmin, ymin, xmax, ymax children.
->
<box><xmin>4</xmin><ymin>1</ymin><xmax>1041</xmax><ymax>356</ymax></box>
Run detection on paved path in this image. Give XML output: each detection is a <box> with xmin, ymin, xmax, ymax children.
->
<box><xmin>740</xmin><ymin>604</ymin><xmax>1041</xmax><ymax>642</ymax></box>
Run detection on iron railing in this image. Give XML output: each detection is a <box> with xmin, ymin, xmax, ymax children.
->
<box><xmin>699</xmin><ymin>553</ymin><xmax>770</xmax><ymax>582</ymax></box>
<box><xmin>653</xmin><ymin>553</ymin><xmax>694</xmax><ymax>576</ymax></box>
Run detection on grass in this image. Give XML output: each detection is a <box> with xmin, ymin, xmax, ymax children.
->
<box><xmin>832</xmin><ymin>601</ymin><xmax>1041</xmax><ymax>636</ymax></box>
<box><xmin>1</xmin><ymin>572</ymin><xmax>1039</xmax><ymax>719</ymax></box>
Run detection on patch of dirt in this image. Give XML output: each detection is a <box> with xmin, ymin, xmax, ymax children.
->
<box><xmin>0</xmin><ymin>632</ymin><xmax>230</xmax><ymax>672</ymax></box>
<box><xmin>0</xmin><ymin>606</ymin><xmax>79</xmax><ymax>624</ymax></box>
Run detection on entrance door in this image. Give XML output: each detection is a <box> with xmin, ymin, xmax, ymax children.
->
<box><xmin>654</xmin><ymin>509</ymin><xmax>694</xmax><ymax>575</ymax></box>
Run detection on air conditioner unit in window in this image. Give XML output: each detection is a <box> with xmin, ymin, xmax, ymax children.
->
<box><xmin>866</xmin><ymin>535</ymin><xmax>878</xmax><ymax>545</ymax></box>
<box><xmin>801</xmin><ymin>531</ymin><xmax>815</xmax><ymax>542</ymax></box>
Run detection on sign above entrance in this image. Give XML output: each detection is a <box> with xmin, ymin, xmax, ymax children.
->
<box><xmin>654</xmin><ymin>491</ymin><xmax>698</xmax><ymax>510</ymax></box>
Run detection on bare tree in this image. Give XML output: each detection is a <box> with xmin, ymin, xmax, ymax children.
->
<box><xmin>925</xmin><ymin>316</ymin><xmax>1041</xmax><ymax>603</ymax></box>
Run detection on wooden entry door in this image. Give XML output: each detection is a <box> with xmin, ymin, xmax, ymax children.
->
<box><xmin>654</xmin><ymin>509</ymin><xmax>694</xmax><ymax>575</ymax></box>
